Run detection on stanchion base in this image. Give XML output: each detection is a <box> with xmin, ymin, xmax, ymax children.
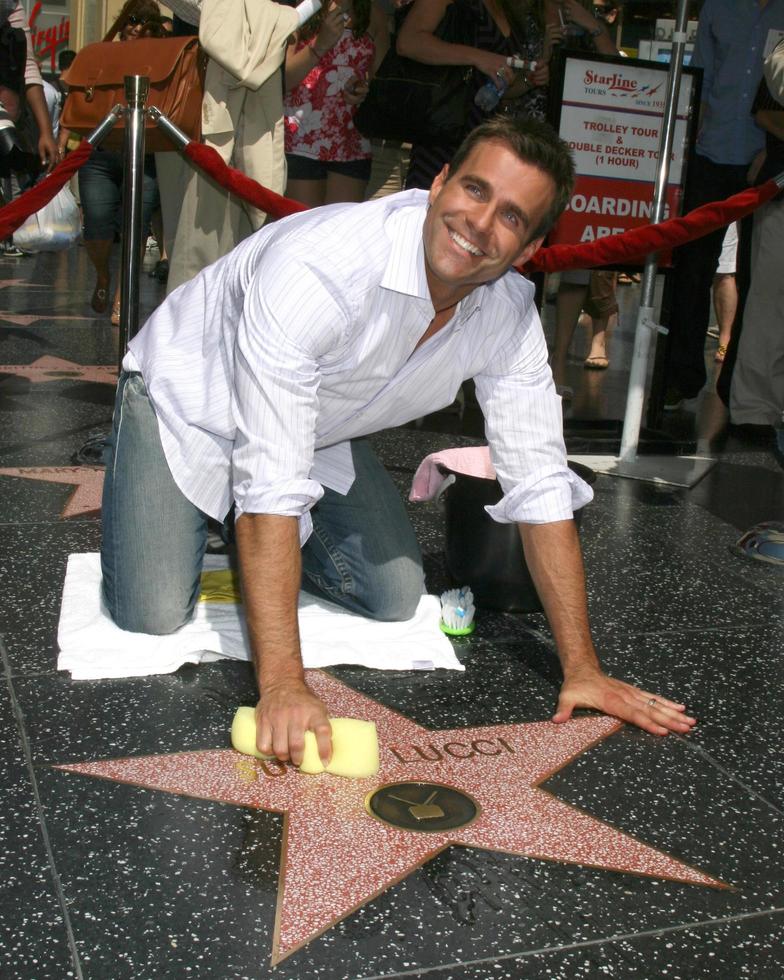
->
<box><xmin>570</xmin><ymin>454</ymin><xmax>718</xmax><ymax>489</ymax></box>
<box><xmin>563</xmin><ymin>419</ymin><xmax>697</xmax><ymax>457</ymax></box>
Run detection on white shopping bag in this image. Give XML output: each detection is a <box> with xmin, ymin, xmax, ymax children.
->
<box><xmin>13</xmin><ymin>185</ymin><xmax>81</xmax><ymax>252</ymax></box>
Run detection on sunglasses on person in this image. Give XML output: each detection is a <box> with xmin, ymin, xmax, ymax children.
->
<box><xmin>125</xmin><ymin>14</ymin><xmax>146</xmax><ymax>26</ymax></box>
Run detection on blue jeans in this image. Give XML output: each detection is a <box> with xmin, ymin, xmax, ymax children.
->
<box><xmin>101</xmin><ymin>373</ymin><xmax>424</xmax><ymax>634</ymax></box>
<box><xmin>79</xmin><ymin>148</ymin><xmax>159</xmax><ymax>241</ymax></box>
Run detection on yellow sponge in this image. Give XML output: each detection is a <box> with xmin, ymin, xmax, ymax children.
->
<box><xmin>299</xmin><ymin>718</ymin><xmax>379</xmax><ymax>778</ymax></box>
<box><xmin>230</xmin><ymin>707</ymin><xmax>379</xmax><ymax>778</ymax></box>
<box><xmin>230</xmin><ymin>705</ymin><xmax>274</xmax><ymax>759</ymax></box>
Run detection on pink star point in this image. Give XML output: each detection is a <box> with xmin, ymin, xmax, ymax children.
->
<box><xmin>0</xmin><ymin>356</ymin><xmax>116</xmax><ymax>384</ymax></box>
<box><xmin>0</xmin><ymin>278</ymin><xmax>48</xmax><ymax>291</ymax></box>
<box><xmin>0</xmin><ymin>466</ymin><xmax>104</xmax><ymax>517</ymax></box>
<box><xmin>0</xmin><ymin>310</ymin><xmax>94</xmax><ymax>326</ymax></box>
<box><xmin>55</xmin><ymin>673</ymin><xmax>725</xmax><ymax>964</ymax></box>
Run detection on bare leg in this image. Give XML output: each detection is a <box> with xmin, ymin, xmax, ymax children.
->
<box><xmin>285</xmin><ymin>178</ymin><xmax>327</xmax><ymax>209</ymax></box>
<box><xmin>583</xmin><ymin>271</ymin><xmax>617</xmax><ymax>369</ymax></box>
<box><xmin>551</xmin><ymin>283</ymin><xmax>586</xmax><ymax>388</ymax></box>
<box><xmin>84</xmin><ymin>239</ymin><xmax>112</xmax><ymax>313</ymax></box>
<box><xmin>151</xmin><ymin>208</ymin><xmax>167</xmax><ymax>262</ymax></box>
<box><xmin>585</xmin><ymin>315</ymin><xmax>610</xmax><ymax>366</ymax></box>
<box><xmin>325</xmin><ymin>172</ymin><xmax>368</xmax><ymax>205</ymax></box>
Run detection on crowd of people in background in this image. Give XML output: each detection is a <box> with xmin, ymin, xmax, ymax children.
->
<box><xmin>60</xmin><ymin>0</ymin><xmax>168</xmax><ymax>322</ymax></box>
<box><xmin>0</xmin><ymin>0</ymin><xmax>782</xmax><ymax>448</ymax></box>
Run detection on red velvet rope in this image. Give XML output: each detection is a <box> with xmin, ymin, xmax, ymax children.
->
<box><xmin>184</xmin><ymin>141</ymin><xmax>779</xmax><ymax>273</ymax></box>
<box><xmin>2</xmin><ymin>136</ymin><xmax>778</xmax><ymax>275</ymax></box>
<box><xmin>0</xmin><ymin>140</ymin><xmax>94</xmax><ymax>241</ymax></box>
<box><xmin>523</xmin><ymin>180</ymin><xmax>781</xmax><ymax>274</ymax></box>
<box><xmin>184</xmin><ymin>142</ymin><xmax>308</xmax><ymax>220</ymax></box>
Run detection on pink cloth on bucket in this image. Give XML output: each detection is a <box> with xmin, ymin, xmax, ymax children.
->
<box><xmin>409</xmin><ymin>447</ymin><xmax>496</xmax><ymax>502</ymax></box>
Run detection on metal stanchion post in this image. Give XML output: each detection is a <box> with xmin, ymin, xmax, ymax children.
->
<box><xmin>118</xmin><ymin>75</ymin><xmax>149</xmax><ymax>365</ymax></box>
<box><xmin>68</xmin><ymin>105</ymin><xmax>133</xmax><ymax>466</ymax></box>
<box><xmin>576</xmin><ymin>0</ymin><xmax>717</xmax><ymax>489</ymax></box>
<box><xmin>617</xmin><ymin>2</ymin><xmax>689</xmax><ymax>464</ymax></box>
<box><xmin>87</xmin><ymin>105</ymin><xmax>125</xmax><ymax>148</ymax></box>
<box><xmin>147</xmin><ymin>107</ymin><xmax>189</xmax><ymax>151</ymax></box>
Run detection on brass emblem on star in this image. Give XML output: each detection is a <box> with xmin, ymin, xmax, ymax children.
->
<box><xmin>365</xmin><ymin>781</ymin><xmax>480</xmax><ymax>833</ymax></box>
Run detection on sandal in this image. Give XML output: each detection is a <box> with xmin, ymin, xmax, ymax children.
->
<box><xmin>715</xmin><ymin>344</ymin><xmax>727</xmax><ymax>364</ymax></box>
<box><xmin>111</xmin><ymin>301</ymin><xmax>121</xmax><ymax>326</ymax></box>
<box><xmin>91</xmin><ymin>283</ymin><xmax>110</xmax><ymax>314</ymax></box>
<box><xmin>584</xmin><ymin>355</ymin><xmax>609</xmax><ymax>370</ymax></box>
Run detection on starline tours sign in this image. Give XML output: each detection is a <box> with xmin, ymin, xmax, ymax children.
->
<box><xmin>549</xmin><ymin>55</ymin><xmax>699</xmax><ymax>262</ymax></box>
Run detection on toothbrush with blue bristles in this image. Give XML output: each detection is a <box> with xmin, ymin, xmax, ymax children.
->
<box><xmin>439</xmin><ymin>587</ymin><xmax>476</xmax><ymax>636</ymax></box>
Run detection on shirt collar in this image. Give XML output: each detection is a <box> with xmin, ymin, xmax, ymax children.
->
<box><xmin>380</xmin><ymin>198</ymin><xmax>431</xmax><ymax>301</ymax></box>
<box><xmin>380</xmin><ymin>194</ymin><xmax>485</xmax><ymax>320</ymax></box>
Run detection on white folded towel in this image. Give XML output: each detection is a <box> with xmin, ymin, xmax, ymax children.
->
<box><xmin>57</xmin><ymin>553</ymin><xmax>465</xmax><ymax>680</ymax></box>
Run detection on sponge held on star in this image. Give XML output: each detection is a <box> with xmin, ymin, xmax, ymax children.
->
<box><xmin>231</xmin><ymin>706</ymin><xmax>380</xmax><ymax>778</ymax></box>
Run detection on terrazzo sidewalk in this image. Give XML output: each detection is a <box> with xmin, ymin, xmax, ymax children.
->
<box><xmin>1</xmin><ymin>247</ymin><xmax>782</xmax><ymax>979</ymax></box>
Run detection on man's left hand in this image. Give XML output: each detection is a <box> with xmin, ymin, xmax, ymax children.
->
<box><xmin>552</xmin><ymin>668</ymin><xmax>697</xmax><ymax>735</ymax></box>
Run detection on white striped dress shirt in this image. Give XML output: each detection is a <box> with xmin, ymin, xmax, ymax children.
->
<box><xmin>125</xmin><ymin>190</ymin><xmax>592</xmax><ymax>541</ymax></box>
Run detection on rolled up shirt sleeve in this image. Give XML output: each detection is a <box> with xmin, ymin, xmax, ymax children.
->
<box><xmin>230</xmin><ymin>252</ymin><xmax>347</xmax><ymax>523</ymax></box>
<box><xmin>474</xmin><ymin>313</ymin><xmax>593</xmax><ymax>525</ymax></box>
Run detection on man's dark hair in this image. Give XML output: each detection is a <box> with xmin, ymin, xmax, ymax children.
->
<box><xmin>447</xmin><ymin>117</ymin><xmax>575</xmax><ymax>239</ymax></box>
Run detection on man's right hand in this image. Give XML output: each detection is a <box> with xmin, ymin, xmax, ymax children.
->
<box><xmin>255</xmin><ymin>679</ymin><xmax>333</xmax><ymax>768</ymax></box>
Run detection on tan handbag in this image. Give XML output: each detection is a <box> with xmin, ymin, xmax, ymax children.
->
<box><xmin>60</xmin><ymin>36</ymin><xmax>205</xmax><ymax>153</ymax></box>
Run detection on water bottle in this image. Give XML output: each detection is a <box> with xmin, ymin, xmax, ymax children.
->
<box><xmin>474</xmin><ymin>75</ymin><xmax>508</xmax><ymax>113</ymax></box>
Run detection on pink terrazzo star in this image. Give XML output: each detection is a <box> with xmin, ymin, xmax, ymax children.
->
<box><xmin>0</xmin><ymin>310</ymin><xmax>93</xmax><ymax>326</ymax></box>
<box><xmin>57</xmin><ymin>673</ymin><xmax>725</xmax><ymax>964</ymax></box>
<box><xmin>0</xmin><ymin>356</ymin><xmax>117</xmax><ymax>384</ymax></box>
<box><xmin>0</xmin><ymin>279</ymin><xmax>48</xmax><ymax>291</ymax></box>
<box><xmin>0</xmin><ymin>466</ymin><xmax>104</xmax><ymax>517</ymax></box>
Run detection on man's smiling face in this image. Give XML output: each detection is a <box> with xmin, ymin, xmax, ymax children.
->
<box><xmin>422</xmin><ymin>139</ymin><xmax>556</xmax><ymax>307</ymax></box>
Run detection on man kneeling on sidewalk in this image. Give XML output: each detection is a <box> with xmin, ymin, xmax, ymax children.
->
<box><xmin>101</xmin><ymin>118</ymin><xmax>697</xmax><ymax>766</ymax></box>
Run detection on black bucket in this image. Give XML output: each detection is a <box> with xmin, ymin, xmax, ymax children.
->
<box><xmin>441</xmin><ymin>461</ymin><xmax>596</xmax><ymax>613</ymax></box>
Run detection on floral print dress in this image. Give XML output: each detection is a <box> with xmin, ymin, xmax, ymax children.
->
<box><xmin>284</xmin><ymin>29</ymin><xmax>375</xmax><ymax>162</ymax></box>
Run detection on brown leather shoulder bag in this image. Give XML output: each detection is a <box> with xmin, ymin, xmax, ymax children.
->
<box><xmin>61</xmin><ymin>36</ymin><xmax>205</xmax><ymax>153</ymax></box>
